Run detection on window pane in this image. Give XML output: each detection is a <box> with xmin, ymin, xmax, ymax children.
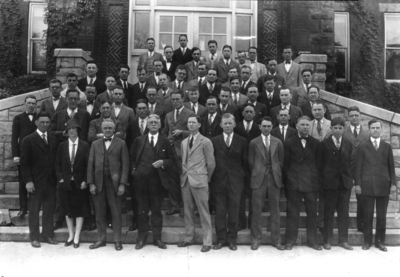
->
<box><xmin>386</xmin><ymin>49</ymin><xmax>400</xmax><ymax>80</ymax></box>
<box><xmin>32</xmin><ymin>40</ymin><xmax>46</xmax><ymax>72</ymax></box>
<box><xmin>213</xmin><ymin>35</ymin><xmax>226</xmax><ymax>48</ymax></box>
<box><xmin>386</xmin><ymin>16</ymin><xmax>400</xmax><ymax>48</ymax></box>
<box><xmin>199</xmin><ymin>35</ymin><xmax>212</xmax><ymax>51</ymax></box>
<box><xmin>159</xmin><ymin>34</ymin><xmax>172</xmax><ymax>50</ymax></box>
<box><xmin>160</xmin><ymin>16</ymin><xmax>173</xmax><ymax>32</ymax></box>
<box><xmin>235</xmin><ymin>16</ymin><xmax>251</xmax><ymax>51</ymax></box>
<box><xmin>237</xmin><ymin>0</ymin><xmax>251</xmax><ymax>9</ymax></box>
<box><xmin>334</xmin><ymin>48</ymin><xmax>346</xmax><ymax>79</ymax></box>
<box><xmin>134</xmin><ymin>12</ymin><xmax>150</xmax><ymax>49</ymax></box>
<box><xmin>157</xmin><ymin>0</ymin><xmax>230</xmax><ymax>8</ymax></box>
<box><xmin>31</xmin><ymin>6</ymin><xmax>47</xmax><ymax>39</ymax></box>
<box><xmin>214</xmin><ymin>17</ymin><xmax>226</xmax><ymax>34</ymax></box>
<box><xmin>136</xmin><ymin>0</ymin><xmax>150</xmax><ymax>5</ymax></box>
<box><xmin>199</xmin><ymin>17</ymin><xmax>212</xmax><ymax>34</ymax></box>
<box><xmin>174</xmin><ymin>34</ymin><xmax>181</xmax><ymax>49</ymax></box>
<box><xmin>174</xmin><ymin>16</ymin><xmax>188</xmax><ymax>33</ymax></box>
<box><xmin>334</xmin><ymin>14</ymin><xmax>348</xmax><ymax>47</ymax></box>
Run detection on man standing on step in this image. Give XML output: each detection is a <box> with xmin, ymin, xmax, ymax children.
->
<box><xmin>355</xmin><ymin>119</ymin><xmax>396</xmax><ymax>252</ymax></box>
<box><xmin>12</xmin><ymin>95</ymin><xmax>38</xmax><ymax>218</ymax></box>
<box><xmin>276</xmin><ymin>46</ymin><xmax>302</xmax><ymax>88</ymax></box>
<box><xmin>20</xmin><ymin>111</ymin><xmax>59</xmax><ymax>248</ymax></box>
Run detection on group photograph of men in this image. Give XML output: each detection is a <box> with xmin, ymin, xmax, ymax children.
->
<box><xmin>12</xmin><ymin>35</ymin><xmax>396</xmax><ymax>254</ymax></box>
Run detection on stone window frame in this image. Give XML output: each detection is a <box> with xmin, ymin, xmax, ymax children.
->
<box><xmin>334</xmin><ymin>12</ymin><xmax>350</xmax><ymax>82</ymax></box>
<box><xmin>384</xmin><ymin>13</ymin><xmax>400</xmax><ymax>82</ymax></box>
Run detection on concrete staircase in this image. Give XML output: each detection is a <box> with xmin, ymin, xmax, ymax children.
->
<box><xmin>1</xmin><ymin>182</ymin><xmax>399</xmax><ymax>246</ymax></box>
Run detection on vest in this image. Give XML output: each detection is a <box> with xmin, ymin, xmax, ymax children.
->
<box><xmin>264</xmin><ymin>145</ymin><xmax>272</xmax><ymax>174</ymax></box>
<box><xmin>137</xmin><ymin>139</ymin><xmax>157</xmax><ymax>175</ymax></box>
<box><xmin>103</xmin><ymin>142</ymin><xmax>111</xmax><ymax>177</ymax></box>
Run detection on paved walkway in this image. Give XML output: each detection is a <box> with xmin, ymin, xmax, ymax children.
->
<box><xmin>0</xmin><ymin>242</ymin><xmax>399</xmax><ymax>277</ymax></box>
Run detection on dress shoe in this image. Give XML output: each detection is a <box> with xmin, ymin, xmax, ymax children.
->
<box><xmin>153</xmin><ymin>240</ymin><xmax>167</xmax><ymax>249</ymax></box>
<box><xmin>362</xmin><ymin>243</ymin><xmax>371</xmax><ymax>250</ymax></box>
<box><xmin>128</xmin><ymin>222</ymin><xmax>138</xmax><ymax>231</ymax></box>
<box><xmin>86</xmin><ymin>223</ymin><xmax>97</xmax><ymax>231</ymax></box>
<box><xmin>339</xmin><ymin>242</ymin><xmax>353</xmax><ymax>251</ymax></box>
<box><xmin>17</xmin><ymin>210</ymin><xmax>27</xmax><ymax>218</ymax></box>
<box><xmin>179</xmin><ymin>210</ymin><xmax>184</xmax><ymax>217</ymax></box>
<box><xmin>318</xmin><ymin>227</ymin><xmax>324</xmax><ymax>234</ymax></box>
<box><xmin>89</xmin><ymin>241</ymin><xmax>106</xmax><ymax>249</ymax></box>
<box><xmin>323</xmin><ymin>243</ymin><xmax>331</xmax><ymax>250</ymax></box>
<box><xmin>148</xmin><ymin>225</ymin><xmax>152</xmax><ymax>231</ymax></box>
<box><xmin>31</xmin><ymin>240</ymin><xmax>41</xmax><ymax>248</ymax></box>
<box><xmin>212</xmin><ymin>242</ymin><xmax>225</xmax><ymax>250</ymax></box>
<box><xmin>251</xmin><ymin>243</ymin><xmax>259</xmax><ymax>250</ymax></box>
<box><xmin>135</xmin><ymin>241</ymin><xmax>146</xmax><ymax>250</ymax></box>
<box><xmin>107</xmin><ymin>223</ymin><xmax>113</xmax><ymax>230</ymax></box>
<box><xmin>45</xmin><ymin>237</ymin><xmax>58</xmax><ymax>245</ymax></box>
<box><xmin>274</xmin><ymin>244</ymin><xmax>285</xmax><ymax>251</ymax></box>
<box><xmin>357</xmin><ymin>227</ymin><xmax>364</xmax><ymax>233</ymax></box>
<box><xmin>177</xmin><ymin>241</ymin><xmax>191</xmax><ymax>248</ymax></box>
<box><xmin>166</xmin><ymin>209</ymin><xmax>180</xmax><ymax>216</ymax></box>
<box><xmin>228</xmin><ymin>243</ymin><xmax>237</xmax><ymax>251</ymax></box>
<box><xmin>285</xmin><ymin>244</ymin><xmax>293</xmax><ymax>250</ymax></box>
<box><xmin>201</xmin><ymin>245</ymin><xmax>211</xmax><ymax>252</ymax></box>
<box><xmin>81</xmin><ymin>225</ymin><xmax>88</xmax><ymax>232</ymax></box>
<box><xmin>308</xmin><ymin>244</ymin><xmax>322</xmax><ymax>251</ymax></box>
<box><xmin>375</xmin><ymin>242</ymin><xmax>388</xmax><ymax>252</ymax></box>
<box><xmin>64</xmin><ymin>240</ymin><xmax>73</xmax><ymax>247</ymax></box>
<box><xmin>73</xmin><ymin>242</ymin><xmax>80</xmax><ymax>248</ymax></box>
<box><xmin>115</xmin><ymin>242</ymin><xmax>123</xmax><ymax>251</ymax></box>
<box><xmin>53</xmin><ymin>221</ymin><xmax>63</xmax><ymax>231</ymax></box>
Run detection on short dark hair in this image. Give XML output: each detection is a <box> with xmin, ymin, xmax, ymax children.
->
<box><xmin>178</xmin><ymin>34</ymin><xmax>188</xmax><ymax>40</ymax></box>
<box><xmin>207</xmin><ymin>68</ymin><xmax>217</xmax><ymax>74</ymax></box>
<box><xmin>260</xmin><ymin>116</ymin><xmax>273</xmax><ymax>125</ymax></box>
<box><xmin>25</xmin><ymin>95</ymin><xmax>37</xmax><ymax>102</ymax></box>
<box><xmin>264</xmin><ymin>75</ymin><xmax>276</xmax><ymax>82</ymax></box>
<box><xmin>66</xmin><ymin>89</ymin><xmax>80</xmax><ymax>97</ymax></box>
<box><xmin>331</xmin><ymin>117</ymin><xmax>345</xmax><ymax>127</ymax></box>
<box><xmin>86</xmin><ymin>61</ymin><xmax>98</xmax><ymax>67</ymax></box>
<box><xmin>137</xmin><ymin>67</ymin><xmax>147</xmax><ymax>73</ymax></box>
<box><xmin>283</xmin><ymin>46</ymin><xmax>292</xmax><ymax>51</ymax></box>
<box><xmin>120</xmin><ymin>65</ymin><xmax>130</xmax><ymax>72</ymax></box>
<box><xmin>188</xmin><ymin>115</ymin><xmax>202</xmax><ymax>123</ymax></box>
<box><xmin>307</xmin><ymin>85</ymin><xmax>320</xmax><ymax>94</ymax></box>
<box><xmin>100</xmin><ymin>100</ymin><xmax>112</xmax><ymax>106</ymax></box>
<box><xmin>164</xmin><ymin>45</ymin><xmax>173</xmax><ymax>51</ymax></box>
<box><xmin>49</xmin><ymin>79</ymin><xmax>62</xmax><ymax>87</ymax></box>
<box><xmin>278</xmin><ymin>108</ymin><xmax>289</xmax><ymax>115</ymax></box>
<box><xmin>175</xmin><ymin>65</ymin><xmax>186</xmax><ymax>73</ymax></box>
<box><xmin>37</xmin><ymin>111</ymin><xmax>51</xmax><ymax>120</ymax></box>
<box><xmin>368</xmin><ymin>119</ymin><xmax>382</xmax><ymax>128</ymax></box>
<box><xmin>146</xmin><ymin>37</ymin><xmax>155</xmax><ymax>43</ymax></box>
<box><xmin>85</xmin><ymin>85</ymin><xmax>96</xmax><ymax>92</ymax></box>
<box><xmin>197</xmin><ymin>61</ymin><xmax>207</xmax><ymax>69</ymax></box>
<box><xmin>242</xmin><ymin>103</ymin><xmax>255</xmax><ymax>110</ymax></box>
<box><xmin>136</xmin><ymin>99</ymin><xmax>148</xmax><ymax>107</ymax></box>
<box><xmin>311</xmin><ymin>100</ymin><xmax>325</xmax><ymax>108</ymax></box>
<box><xmin>114</xmin><ymin>85</ymin><xmax>124</xmax><ymax>92</ymax></box>
<box><xmin>206</xmin><ymin>96</ymin><xmax>218</xmax><ymax>103</ymax></box>
<box><xmin>247</xmin><ymin>84</ymin><xmax>258</xmax><ymax>91</ymax></box>
<box><xmin>105</xmin><ymin>74</ymin><xmax>116</xmax><ymax>80</ymax></box>
<box><xmin>171</xmin><ymin>90</ymin><xmax>184</xmax><ymax>98</ymax></box>
<box><xmin>146</xmin><ymin>86</ymin><xmax>157</xmax><ymax>93</ymax></box>
<box><xmin>301</xmin><ymin>68</ymin><xmax>313</xmax><ymax>75</ymax></box>
<box><xmin>297</xmin><ymin>115</ymin><xmax>311</xmax><ymax>123</ymax></box>
<box><xmin>192</xmin><ymin>47</ymin><xmax>201</xmax><ymax>54</ymax></box>
<box><xmin>222</xmin><ymin>45</ymin><xmax>232</xmax><ymax>51</ymax></box>
<box><xmin>230</xmin><ymin>76</ymin><xmax>240</xmax><ymax>84</ymax></box>
<box><xmin>279</xmin><ymin>86</ymin><xmax>291</xmax><ymax>94</ymax></box>
<box><xmin>348</xmin><ymin>106</ymin><xmax>360</xmax><ymax>113</ymax></box>
<box><xmin>221</xmin><ymin>113</ymin><xmax>235</xmax><ymax>121</ymax></box>
<box><xmin>208</xmin><ymin>40</ymin><xmax>217</xmax><ymax>46</ymax></box>
<box><xmin>237</xmin><ymin>50</ymin><xmax>245</xmax><ymax>56</ymax></box>
<box><xmin>220</xmin><ymin>86</ymin><xmax>231</xmax><ymax>93</ymax></box>
<box><xmin>241</xmin><ymin>65</ymin><xmax>251</xmax><ymax>71</ymax></box>
<box><xmin>266</xmin><ymin>58</ymin><xmax>277</xmax><ymax>64</ymax></box>
<box><xmin>248</xmin><ymin>46</ymin><xmax>257</xmax><ymax>53</ymax></box>
<box><xmin>66</xmin><ymin>73</ymin><xmax>78</xmax><ymax>79</ymax></box>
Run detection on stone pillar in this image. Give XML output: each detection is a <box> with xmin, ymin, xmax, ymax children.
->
<box><xmin>54</xmin><ymin>48</ymin><xmax>93</xmax><ymax>83</ymax></box>
<box><xmin>294</xmin><ymin>54</ymin><xmax>327</xmax><ymax>90</ymax></box>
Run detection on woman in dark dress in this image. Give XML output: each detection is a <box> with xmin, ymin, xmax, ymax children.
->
<box><xmin>55</xmin><ymin>119</ymin><xmax>91</xmax><ymax>248</ymax></box>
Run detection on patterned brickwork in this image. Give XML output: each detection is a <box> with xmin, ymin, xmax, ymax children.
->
<box><xmin>106</xmin><ymin>5</ymin><xmax>124</xmax><ymax>76</ymax></box>
<box><xmin>260</xmin><ymin>10</ymin><xmax>277</xmax><ymax>64</ymax></box>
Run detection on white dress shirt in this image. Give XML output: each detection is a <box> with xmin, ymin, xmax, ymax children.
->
<box><xmin>175</xmin><ymin>106</ymin><xmax>184</xmax><ymax>121</ymax></box>
<box><xmin>371</xmin><ymin>137</ymin><xmax>380</xmax><ymax>148</ymax></box>
<box><xmin>299</xmin><ymin>135</ymin><xmax>308</xmax><ymax>148</ymax></box>
<box><xmin>223</xmin><ymin>132</ymin><xmax>233</xmax><ymax>147</ymax></box>
<box><xmin>104</xmin><ymin>135</ymin><xmax>114</xmax><ymax>150</ymax></box>
<box><xmin>284</xmin><ymin>60</ymin><xmax>292</xmax><ymax>72</ymax></box>
<box><xmin>261</xmin><ymin>134</ymin><xmax>270</xmax><ymax>149</ymax></box>
<box><xmin>279</xmin><ymin>124</ymin><xmax>288</xmax><ymax>139</ymax></box>
<box><xmin>67</xmin><ymin>108</ymin><xmax>77</xmax><ymax>118</ymax></box>
<box><xmin>114</xmin><ymin>104</ymin><xmax>122</xmax><ymax>117</ymax></box>
<box><xmin>208</xmin><ymin>112</ymin><xmax>216</xmax><ymax>124</ymax></box>
<box><xmin>139</xmin><ymin>117</ymin><xmax>148</xmax><ymax>131</ymax></box>
<box><xmin>36</xmin><ymin>129</ymin><xmax>47</xmax><ymax>140</ymax></box>
<box><xmin>191</xmin><ymin>102</ymin><xmax>198</xmax><ymax>114</ymax></box>
<box><xmin>332</xmin><ymin>136</ymin><xmax>342</xmax><ymax>148</ymax></box>
<box><xmin>87</xmin><ymin>76</ymin><xmax>97</xmax><ymax>85</ymax></box>
<box><xmin>244</xmin><ymin>120</ymin><xmax>253</xmax><ymax>131</ymax></box>
<box><xmin>53</xmin><ymin>97</ymin><xmax>60</xmax><ymax>110</ymax></box>
<box><xmin>149</xmin><ymin>132</ymin><xmax>159</xmax><ymax>145</ymax></box>
<box><xmin>350</xmin><ymin>125</ymin><xmax>360</xmax><ymax>136</ymax></box>
<box><xmin>281</xmin><ymin>103</ymin><xmax>291</xmax><ymax>110</ymax></box>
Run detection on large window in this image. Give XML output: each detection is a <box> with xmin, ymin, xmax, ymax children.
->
<box><xmin>28</xmin><ymin>3</ymin><xmax>47</xmax><ymax>73</ymax></box>
<box><xmin>334</xmin><ymin>12</ymin><xmax>350</xmax><ymax>82</ymax></box>
<box><xmin>385</xmin><ymin>14</ymin><xmax>400</xmax><ymax>81</ymax></box>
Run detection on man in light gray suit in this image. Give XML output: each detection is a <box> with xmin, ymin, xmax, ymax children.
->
<box><xmin>184</xmin><ymin>47</ymin><xmax>203</xmax><ymax>81</ymax></box>
<box><xmin>247</xmin><ymin>47</ymin><xmax>267</xmax><ymax>83</ymax></box>
<box><xmin>291</xmin><ymin>68</ymin><xmax>313</xmax><ymax>107</ymax></box>
<box><xmin>137</xmin><ymin>38</ymin><xmax>164</xmax><ymax>73</ymax></box>
<box><xmin>39</xmin><ymin>79</ymin><xmax>68</xmax><ymax>119</ymax></box>
<box><xmin>276</xmin><ymin>46</ymin><xmax>302</xmax><ymax>88</ymax></box>
<box><xmin>177</xmin><ymin>115</ymin><xmax>215</xmax><ymax>252</ymax></box>
<box><xmin>203</xmin><ymin>40</ymin><xmax>223</xmax><ymax>69</ymax></box>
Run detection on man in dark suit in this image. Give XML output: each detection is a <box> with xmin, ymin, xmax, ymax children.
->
<box><xmin>156</xmin><ymin>73</ymin><xmax>174</xmax><ymax>113</ymax></box>
<box><xmin>184</xmin><ymin>88</ymin><xmax>207</xmax><ymax>118</ymax></box>
<box><xmin>168</xmin><ymin>65</ymin><xmax>191</xmax><ymax>97</ymax></box>
<box><xmin>276</xmin><ymin>46</ymin><xmax>302</xmax><ymax>88</ymax></box>
<box><xmin>343</xmin><ymin>106</ymin><xmax>369</xmax><ymax>232</ymax></box>
<box><xmin>95</xmin><ymin>75</ymin><xmax>128</xmax><ymax>106</ymax></box>
<box><xmin>211</xmin><ymin>113</ymin><xmax>248</xmax><ymax>251</ymax></box>
<box><xmin>84</xmin><ymin>86</ymin><xmax>101</xmax><ymax>121</ymax></box>
<box><xmin>49</xmin><ymin>89</ymin><xmax>91</xmax><ymax>143</ymax></box>
<box><xmin>215</xmin><ymin>45</ymin><xmax>241</xmax><ymax>84</ymax></box>
<box><xmin>20</xmin><ymin>112</ymin><xmax>58</xmax><ymax>248</ymax></box>
<box><xmin>300</xmin><ymin>85</ymin><xmax>331</xmax><ymax>121</ymax></box>
<box><xmin>130</xmin><ymin>114</ymin><xmax>174</xmax><ymax>250</ymax></box>
<box><xmin>185</xmin><ymin>47</ymin><xmax>202</xmax><ymax>81</ymax></box>
<box><xmin>198</xmin><ymin>69</ymin><xmax>220</xmax><ymax>106</ymax></box>
<box><xmin>162</xmin><ymin>45</ymin><xmax>179</xmax><ymax>82</ymax></box>
<box><xmin>116</xmin><ymin>65</ymin><xmax>135</xmax><ymax>108</ymax></box>
<box><xmin>217</xmin><ymin>87</ymin><xmax>239</xmax><ymax>120</ymax></box>
<box><xmin>39</xmin><ymin>79</ymin><xmax>68</xmax><ymax>119</ymax></box>
<box><xmin>355</xmin><ymin>119</ymin><xmax>396</xmax><ymax>252</ymax></box>
<box><xmin>228</xmin><ymin>77</ymin><xmax>249</xmax><ymax>108</ymax></box>
<box><xmin>291</xmin><ymin>68</ymin><xmax>312</xmax><ymax>107</ymax></box>
<box><xmin>147</xmin><ymin>87</ymin><xmax>166</xmax><ymax>127</ymax></box>
<box><xmin>270</xmin><ymin>108</ymin><xmax>297</xmax><ymax>144</ymax></box>
<box><xmin>146</xmin><ymin>60</ymin><xmax>164</xmax><ymax>90</ymax></box>
<box><xmin>257</xmin><ymin>75</ymin><xmax>281</xmax><ymax>115</ymax></box>
<box><xmin>138</xmin><ymin>38</ymin><xmax>164</xmax><ymax>72</ymax></box>
<box><xmin>201</xmin><ymin>96</ymin><xmax>223</xmax><ymax>140</ymax></box>
<box><xmin>318</xmin><ymin>117</ymin><xmax>354</xmax><ymax>251</ymax></box>
<box><xmin>173</xmin><ymin>34</ymin><xmax>193</xmax><ymax>65</ymax></box>
<box><xmin>203</xmin><ymin>40</ymin><xmax>223</xmax><ymax>69</ymax></box>
<box><xmin>239</xmin><ymin>65</ymin><xmax>255</xmax><ymax>95</ymax></box>
<box><xmin>12</xmin><ymin>95</ymin><xmax>38</xmax><ymax>218</ymax></box>
<box><xmin>256</xmin><ymin>58</ymin><xmax>286</xmax><ymax>92</ymax></box>
<box><xmin>188</xmin><ymin>62</ymin><xmax>208</xmax><ymax>89</ymax></box>
<box><xmin>270</xmin><ymin>87</ymin><xmax>303</xmax><ymax>128</ymax></box>
<box><xmin>87</xmin><ymin>119</ymin><xmax>129</xmax><ymax>251</ymax></box>
<box><xmin>131</xmin><ymin>67</ymin><xmax>149</xmax><ymax>108</ymax></box>
<box><xmin>249</xmin><ymin>116</ymin><xmax>285</xmax><ymax>250</ymax></box>
<box><xmin>284</xmin><ymin>116</ymin><xmax>322</xmax><ymax>251</ymax></box>
<box><xmin>77</xmin><ymin>61</ymin><xmax>107</xmax><ymax>94</ymax></box>
<box><xmin>110</xmin><ymin>86</ymin><xmax>136</xmax><ymax>132</ymax></box>
<box><xmin>238</xmin><ymin>85</ymin><xmax>268</xmax><ymax>123</ymax></box>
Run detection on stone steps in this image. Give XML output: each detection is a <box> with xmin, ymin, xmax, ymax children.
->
<box><xmin>1</xmin><ymin>226</ymin><xmax>399</xmax><ymax>246</ymax></box>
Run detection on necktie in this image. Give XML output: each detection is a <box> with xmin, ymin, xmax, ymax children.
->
<box><xmin>198</xmin><ymin>77</ymin><xmax>202</xmax><ymax>87</ymax></box>
<box><xmin>70</xmin><ymin>109</ymin><xmax>76</xmax><ymax>119</ymax></box>
<box><xmin>175</xmin><ymin>109</ymin><xmax>180</xmax><ymax>121</ymax></box>
<box><xmin>89</xmin><ymin>78</ymin><xmax>93</xmax><ymax>85</ymax></box>
<box><xmin>301</xmin><ymin>137</ymin><xmax>307</xmax><ymax>148</ymax></box>
<box><xmin>281</xmin><ymin>126</ymin><xmax>285</xmax><ymax>140</ymax></box>
<box><xmin>208</xmin><ymin>114</ymin><xmax>213</xmax><ymax>126</ymax></box>
<box><xmin>178</xmin><ymin>81</ymin><xmax>181</xmax><ymax>90</ymax></box>
<box><xmin>353</xmin><ymin>127</ymin><xmax>358</xmax><ymax>138</ymax></box>
<box><xmin>225</xmin><ymin>60</ymin><xmax>229</xmax><ymax>67</ymax></box>
<box><xmin>182</xmin><ymin>48</ymin><xmax>186</xmax><ymax>56</ymax></box>
<box><xmin>234</xmin><ymin>94</ymin><xmax>238</xmax><ymax>105</ymax></box>
<box><xmin>149</xmin><ymin>104</ymin><xmax>154</xmax><ymax>114</ymax></box>
<box><xmin>71</xmin><ymin>143</ymin><xmax>76</xmax><ymax>171</ymax></box>
<box><xmin>151</xmin><ymin>136</ymin><xmax>155</xmax><ymax>148</ymax></box>
<box><xmin>373</xmin><ymin>139</ymin><xmax>378</xmax><ymax>150</ymax></box>
<box><xmin>87</xmin><ymin>101</ymin><xmax>94</xmax><ymax>105</ymax></box>
<box><xmin>225</xmin><ymin>134</ymin><xmax>231</xmax><ymax>147</ymax></box>
<box><xmin>267</xmin><ymin>92</ymin><xmax>272</xmax><ymax>101</ymax></box>
<box><xmin>264</xmin><ymin>137</ymin><xmax>269</xmax><ymax>151</ymax></box>
<box><xmin>317</xmin><ymin>120</ymin><xmax>322</xmax><ymax>136</ymax></box>
<box><xmin>211</xmin><ymin>54</ymin><xmax>214</xmax><ymax>61</ymax></box>
<box><xmin>222</xmin><ymin>105</ymin><xmax>226</xmax><ymax>113</ymax></box>
<box><xmin>189</xmin><ymin>136</ymin><xmax>194</xmax><ymax>149</ymax></box>
<box><xmin>335</xmin><ymin>138</ymin><xmax>340</xmax><ymax>150</ymax></box>
<box><xmin>140</xmin><ymin>120</ymin><xmax>145</xmax><ymax>135</ymax></box>
<box><xmin>245</xmin><ymin>121</ymin><xmax>250</xmax><ymax>133</ymax></box>
<box><xmin>210</xmin><ymin>84</ymin><xmax>214</xmax><ymax>93</ymax></box>
<box><xmin>283</xmin><ymin>105</ymin><xmax>287</xmax><ymax>110</ymax></box>
<box><xmin>192</xmin><ymin>104</ymin><xmax>196</xmax><ymax>113</ymax></box>
<box><xmin>42</xmin><ymin>134</ymin><xmax>48</xmax><ymax>145</ymax></box>
<box><xmin>163</xmin><ymin>90</ymin><xmax>166</xmax><ymax>97</ymax></box>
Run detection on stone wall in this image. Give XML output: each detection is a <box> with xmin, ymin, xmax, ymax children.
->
<box><xmin>54</xmin><ymin>48</ymin><xmax>93</xmax><ymax>83</ymax></box>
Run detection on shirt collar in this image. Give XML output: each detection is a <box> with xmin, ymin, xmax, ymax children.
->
<box><xmin>261</xmin><ymin>134</ymin><xmax>270</xmax><ymax>140</ymax></box>
<box><xmin>223</xmin><ymin>132</ymin><xmax>233</xmax><ymax>139</ymax></box>
<box><xmin>279</xmin><ymin>124</ymin><xmax>287</xmax><ymax>129</ymax></box>
<box><xmin>149</xmin><ymin>132</ymin><xmax>159</xmax><ymax>140</ymax></box>
<box><xmin>281</xmin><ymin>103</ymin><xmax>290</xmax><ymax>109</ymax></box>
<box><xmin>190</xmin><ymin>132</ymin><xmax>200</xmax><ymax>140</ymax></box>
<box><xmin>210</xmin><ymin>53</ymin><xmax>217</xmax><ymax>58</ymax></box>
<box><xmin>53</xmin><ymin>97</ymin><xmax>60</xmax><ymax>101</ymax></box>
<box><xmin>371</xmin><ymin>137</ymin><xmax>380</xmax><ymax>144</ymax></box>
<box><xmin>350</xmin><ymin>124</ymin><xmax>359</xmax><ymax>132</ymax></box>
<box><xmin>67</xmin><ymin>108</ymin><xmax>77</xmax><ymax>114</ymax></box>
<box><xmin>176</xmin><ymin>106</ymin><xmax>184</xmax><ymax>113</ymax></box>
<box><xmin>87</xmin><ymin>76</ymin><xmax>97</xmax><ymax>83</ymax></box>
<box><xmin>244</xmin><ymin>120</ymin><xmax>253</xmax><ymax>126</ymax></box>
<box><xmin>114</xmin><ymin>103</ymin><xmax>123</xmax><ymax>109</ymax></box>
<box><xmin>36</xmin><ymin>129</ymin><xmax>46</xmax><ymax>137</ymax></box>
<box><xmin>69</xmin><ymin>138</ymin><xmax>79</xmax><ymax>146</ymax></box>
<box><xmin>332</xmin><ymin>136</ymin><xmax>342</xmax><ymax>143</ymax></box>
<box><xmin>139</xmin><ymin>117</ymin><xmax>148</xmax><ymax>122</ymax></box>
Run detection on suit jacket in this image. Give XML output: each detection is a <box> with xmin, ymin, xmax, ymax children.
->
<box><xmin>125</xmin><ymin>118</ymin><xmax>149</xmax><ymax>150</ymax></box>
<box><xmin>276</xmin><ymin>61</ymin><xmax>302</xmax><ymax>88</ymax></box>
<box><xmin>200</xmin><ymin>112</ymin><xmax>223</xmax><ymax>139</ymax></box>
<box><xmin>168</xmin><ymin>80</ymin><xmax>191</xmax><ymax>95</ymax></box>
<box><xmin>355</xmin><ymin>138</ymin><xmax>396</xmax><ymax>196</ymax></box>
<box><xmin>249</xmin><ymin>62</ymin><xmax>267</xmax><ymax>83</ymax></box>
<box><xmin>78</xmin><ymin>77</ymin><xmax>107</xmax><ymax>95</ymax></box>
<box><xmin>343</xmin><ymin>125</ymin><xmax>369</xmax><ymax>175</ymax></box>
<box><xmin>173</xmin><ymin>48</ymin><xmax>193</xmax><ymax>65</ymax></box>
<box><xmin>181</xmin><ymin>133</ymin><xmax>215</xmax><ymax>187</ymax></box>
<box><xmin>270</xmin><ymin>105</ymin><xmax>303</xmax><ymax>128</ymax></box>
<box><xmin>203</xmin><ymin>52</ymin><xmax>223</xmax><ymax>69</ymax></box>
<box><xmin>217</xmin><ymin>104</ymin><xmax>240</xmax><ymax>120</ymax></box>
<box><xmin>150</xmin><ymin>103</ymin><xmax>167</xmax><ymax>128</ymax></box>
<box><xmin>249</xmin><ymin>135</ymin><xmax>284</xmax><ymax>189</ymax></box>
<box><xmin>55</xmin><ymin>139</ymin><xmax>90</xmax><ymax>190</ymax></box>
<box><xmin>271</xmin><ymin>125</ymin><xmax>297</xmax><ymax>144</ymax></box>
<box><xmin>20</xmin><ymin>132</ymin><xmax>58</xmax><ymax>188</ymax></box>
<box><xmin>284</xmin><ymin>135</ymin><xmax>320</xmax><ymax>192</ymax></box>
<box><xmin>162</xmin><ymin>60</ymin><xmax>180</xmax><ymax>82</ymax></box>
<box><xmin>146</xmin><ymin>74</ymin><xmax>161</xmax><ymax>90</ymax></box>
<box><xmin>95</xmin><ymin>90</ymin><xmax>128</xmax><ymax>106</ymax></box>
<box><xmin>11</xmin><ymin>112</ymin><xmax>37</xmax><ymax>158</ymax></box>
<box><xmin>49</xmin><ymin>108</ymin><xmax>91</xmax><ymax>143</ymax></box>
<box><xmin>156</xmin><ymin>88</ymin><xmax>174</xmax><ymax>113</ymax></box>
<box><xmin>234</xmin><ymin>121</ymin><xmax>261</xmax><ymax>144</ymax></box>
<box><xmin>130</xmin><ymin>134</ymin><xmax>174</xmax><ymax>189</ymax></box>
<box><xmin>198</xmin><ymin>83</ymin><xmax>221</xmax><ymax>106</ymax></box>
<box><xmin>239</xmin><ymin>80</ymin><xmax>255</xmax><ymax>95</ymax></box>
<box><xmin>237</xmin><ymin>101</ymin><xmax>268</xmax><ymax>124</ymax></box>
<box><xmin>210</xmin><ymin>134</ymin><xmax>248</xmax><ymax>193</ymax></box>
<box><xmin>184</xmin><ymin>60</ymin><xmax>200</xmax><ymax>81</ymax></box>
<box><xmin>85</xmin><ymin>101</ymin><xmax>101</xmax><ymax>121</ymax></box>
<box><xmin>256</xmin><ymin>73</ymin><xmax>286</xmax><ymax>93</ymax></box>
<box><xmin>162</xmin><ymin>107</ymin><xmax>195</xmax><ymax>158</ymax></box>
<box><xmin>257</xmin><ymin>89</ymin><xmax>281</xmax><ymax>115</ymax></box>
<box><xmin>318</xmin><ymin>135</ymin><xmax>354</xmax><ymax>190</ymax></box>
<box><xmin>300</xmin><ymin>101</ymin><xmax>332</xmax><ymax>121</ymax></box>
<box><xmin>88</xmin><ymin>117</ymin><xmax>125</xmax><ymax>144</ymax></box>
<box><xmin>117</xmin><ymin>79</ymin><xmax>135</xmax><ymax>108</ymax></box>
<box><xmin>138</xmin><ymin>51</ymin><xmax>164</xmax><ymax>72</ymax></box>
<box><xmin>184</xmin><ymin>102</ymin><xmax>207</xmax><ymax>118</ymax></box>
<box><xmin>87</xmin><ymin>136</ymin><xmax>129</xmax><ymax>193</ymax></box>
<box><xmin>39</xmin><ymin>98</ymin><xmax>68</xmax><ymax>119</ymax></box>
<box><xmin>228</xmin><ymin>93</ymin><xmax>249</xmax><ymax>108</ymax></box>
<box><xmin>291</xmin><ymin>84</ymin><xmax>310</xmax><ymax>108</ymax></box>
<box><xmin>188</xmin><ymin>76</ymin><xmax>208</xmax><ymax>89</ymax></box>
<box><xmin>309</xmin><ymin>118</ymin><xmax>332</xmax><ymax>141</ymax></box>
<box><xmin>111</xmin><ymin>104</ymin><xmax>136</xmax><ymax>132</ymax></box>
<box><xmin>215</xmin><ymin>59</ymin><xmax>241</xmax><ymax>83</ymax></box>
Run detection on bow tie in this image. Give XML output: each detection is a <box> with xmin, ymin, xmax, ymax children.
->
<box><xmin>167</xmin><ymin>59</ymin><xmax>172</xmax><ymax>62</ymax></box>
<box><xmin>300</xmin><ymin>137</ymin><xmax>308</xmax><ymax>141</ymax></box>
<box><xmin>87</xmin><ymin>101</ymin><xmax>94</xmax><ymax>105</ymax></box>
<box><xmin>285</xmin><ymin>61</ymin><xmax>291</xmax><ymax>64</ymax></box>
<box><xmin>104</xmin><ymin>138</ymin><xmax>112</xmax><ymax>142</ymax></box>
<box><xmin>27</xmin><ymin>113</ymin><xmax>34</xmax><ymax>116</ymax></box>
<box><xmin>53</xmin><ymin>97</ymin><xmax>60</xmax><ymax>101</ymax></box>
